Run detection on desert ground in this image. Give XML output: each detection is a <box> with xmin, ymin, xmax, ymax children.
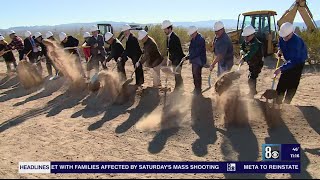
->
<box><xmin>0</xmin><ymin>54</ymin><xmax>319</xmax><ymax>179</ymax></box>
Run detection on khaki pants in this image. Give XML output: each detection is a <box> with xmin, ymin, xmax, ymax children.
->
<box><xmin>151</xmin><ymin>64</ymin><xmax>161</xmax><ymax>87</ymax></box>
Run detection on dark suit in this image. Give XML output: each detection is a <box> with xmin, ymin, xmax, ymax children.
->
<box><xmin>61</xmin><ymin>36</ymin><xmax>79</xmax><ymax>54</ymax></box>
<box><xmin>106</xmin><ymin>38</ymin><xmax>127</xmax><ymax>81</ymax></box>
<box><xmin>87</xmin><ymin>34</ymin><xmax>107</xmax><ymax>70</ymax></box>
<box><xmin>23</xmin><ymin>37</ymin><xmax>37</xmax><ymax>63</ymax></box>
<box><xmin>124</xmin><ymin>33</ymin><xmax>144</xmax><ymax>85</ymax></box>
<box><xmin>61</xmin><ymin>36</ymin><xmax>85</xmax><ymax>77</ymax></box>
<box><xmin>167</xmin><ymin>32</ymin><xmax>185</xmax><ymax>90</ymax></box>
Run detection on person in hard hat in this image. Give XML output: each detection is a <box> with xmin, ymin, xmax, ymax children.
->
<box><xmin>274</xmin><ymin>22</ymin><xmax>308</xmax><ymax>105</ymax></box>
<box><xmin>161</xmin><ymin>20</ymin><xmax>185</xmax><ymax>92</ymax></box>
<box><xmin>45</xmin><ymin>31</ymin><xmax>55</xmax><ymax>41</ymax></box>
<box><xmin>44</xmin><ymin>31</ymin><xmax>59</xmax><ymax>78</ymax></box>
<box><xmin>59</xmin><ymin>32</ymin><xmax>86</xmax><ymax>77</ymax></box>
<box><xmin>59</xmin><ymin>32</ymin><xmax>79</xmax><ymax>54</ymax></box>
<box><xmin>104</xmin><ymin>32</ymin><xmax>127</xmax><ymax>81</ymax></box>
<box><xmin>86</xmin><ymin>25</ymin><xmax>107</xmax><ymax>72</ymax></box>
<box><xmin>33</xmin><ymin>32</ymin><xmax>46</xmax><ymax>74</ymax></box>
<box><xmin>209</xmin><ymin>21</ymin><xmax>234</xmax><ymax>77</ymax></box>
<box><xmin>122</xmin><ymin>24</ymin><xmax>144</xmax><ymax>86</ymax></box>
<box><xmin>7</xmin><ymin>30</ymin><xmax>25</xmax><ymax>61</ymax></box>
<box><xmin>82</xmin><ymin>32</ymin><xmax>91</xmax><ymax>62</ymax></box>
<box><xmin>185</xmin><ymin>26</ymin><xmax>206</xmax><ymax>95</ymax></box>
<box><xmin>137</xmin><ymin>30</ymin><xmax>164</xmax><ymax>87</ymax></box>
<box><xmin>239</xmin><ymin>25</ymin><xmax>264</xmax><ymax>97</ymax></box>
<box><xmin>23</xmin><ymin>31</ymin><xmax>41</xmax><ymax>66</ymax></box>
<box><xmin>0</xmin><ymin>36</ymin><xmax>17</xmax><ymax>73</ymax></box>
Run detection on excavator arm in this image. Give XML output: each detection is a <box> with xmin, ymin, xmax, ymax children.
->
<box><xmin>277</xmin><ymin>0</ymin><xmax>317</xmax><ymax>32</ymax></box>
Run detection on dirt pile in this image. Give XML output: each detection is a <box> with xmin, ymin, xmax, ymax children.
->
<box><xmin>43</xmin><ymin>39</ymin><xmax>85</xmax><ymax>90</ymax></box>
<box><xmin>16</xmin><ymin>60</ymin><xmax>43</xmax><ymax>89</ymax></box>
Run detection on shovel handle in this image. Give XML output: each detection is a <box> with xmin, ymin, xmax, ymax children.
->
<box><xmin>271</xmin><ymin>56</ymin><xmax>282</xmax><ymax>89</ymax></box>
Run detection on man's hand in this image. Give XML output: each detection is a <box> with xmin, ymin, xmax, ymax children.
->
<box><xmin>0</xmin><ymin>50</ymin><xmax>4</xmax><ymax>56</ymax></box>
<box><xmin>277</xmin><ymin>50</ymin><xmax>283</xmax><ymax>58</ymax></box>
<box><xmin>135</xmin><ymin>61</ymin><xmax>140</xmax><ymax>68</ymax></box>
<box><xmin>274</xmin><ymin>68</ymin><xmax>281</xmax><ymax>77</ymax></box>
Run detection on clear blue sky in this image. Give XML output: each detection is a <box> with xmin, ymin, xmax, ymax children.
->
<box><xmin>0</xmin><ymin>0</ymin><xmax>319</xmax><ymax>29</ymax></box>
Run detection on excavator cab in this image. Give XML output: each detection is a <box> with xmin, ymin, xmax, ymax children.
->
<box><xmin>97</xmin><ymin>24</ymin><xmax>114</xmax><ymax>36</ymax></box>
<box><xmin>238</xmin><ymin>11</ymin><xmax>279</xmax><ymax>56</ymax></box>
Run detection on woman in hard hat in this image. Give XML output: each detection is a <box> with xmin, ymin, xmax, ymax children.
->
<box><xmin>274</xmin><ymin>22</ymin><xmax>308</xmax><ymax>105</ymax></box>
<box><xmin>185</xmin><ymin>26</ymin><xmax>207</xmax><ymax>95</ymax></box>
<box><xmin>137</xmin><ymin>30</ymin><xmax>164</xmax><ymax>88</ymax></box>
<box><xmin>239</xmin><ymin>25</ymin><xmax>264</xmax><ymax>97</ymax></box>
<box><xmin>0</xmin><ymin>36</ymin><xmax>17</xmax><ymax>73</ymax></box>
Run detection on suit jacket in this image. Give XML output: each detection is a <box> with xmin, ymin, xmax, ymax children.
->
<box><xmin>140</xmin><ymin>36</ymin><xmax>164</xmax><ymax>68</ymax></box>
<box><xmin>86</xmin><ymin>34</ymin><xmax>106</xmax><ymax>56</ymax></box>
<box><xmin>105</xmin><ymin>39</ymin><xmax>126</xmax><ymax>62</ymax></box>
<box><xmin>61</xmin><ymin>36</ymin><xmax>79</xmax><ymax>54</ymax></box>
<box><xmin>124</xmin><ymin>33</ymin><xmax>142</xmax><ymax>62</ymax></box>
<box><xmin>167</xmin><ymin>32</ymin><xmax>185</xmax><ymax>66</ymax></box>
<box><xmin>23</xmin><ymin>37</ymin><xmax>35</xmax><ymax>57</ymax></box>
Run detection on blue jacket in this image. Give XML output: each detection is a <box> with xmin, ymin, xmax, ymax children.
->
<box><xmin>189</xmin><ymin>33</ymin><xmax>207</xmax><ymax>67</ymax></box>
<box><xmin>279</xmin><ymin>33</ymin><xmax>308</xmax><ymax>72</ymax></box>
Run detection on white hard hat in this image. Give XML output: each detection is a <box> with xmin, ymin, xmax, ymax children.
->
<box><xmin>0</xmin><ymin>36</ymin><xmax>4</xmax><ymax>41</ymax></box>
<box><xmin>121</xmin><ymin>24</ymin><xmax>131</xmax><ymax>32</ymax></box>
<box><xmin>214</xmin><ymin>21</ymin><xmax>224</xmax><ymax>31</ymax></box>
<box><xmin>25</xmin><ymin>31</ymin><xmax>32</xmax><ymax>38</ymax></box>
<box><xmin>90</xmin><ymin>25</ymin><xmax>99</xmax><ymax>32</ymax></box>
<box><xmin>242</xmin><ymin>25</ymin><xmax>256</xmax><ymax>36</ymax></box>
<box><xmin>161</xmin><ymin>20</ymin><xmax>173</xmax><ymax>29</ymax></box>
<box><xmin>8</xmin><ymin>30</ymin><xmax>15</xmax><ymax>35</ymax></box>
<box><xmin>34</xmin><ymin>32</ymin><xmax>42</xmax><ymax>39</ymax></box>
<box><xmin>59</xmin><ymin>32</ymin><xmax>67</xmax><ymax>42</ymax></box>
<box><xmin>83</xmin><ymin>32</ymin><xmax>91</xmax><ymax>38</ymax></box>
<box><xmin>45</xmin><ymin>31</ymin><xmax>54</xmax><ymax>39</ymax></box>
<box><xmin>138</xmin><ymin>30</ymin><xmax>148</xmax><ymax>40</ymax></box>
<box><xmin>104</xmin><ymin>32</ymin><xmax>113</xmax><ymax>42</ymax></box>
<box><xmin>279</xmin><ymin>22</ymin><xmax>294</xmax><ymax>38</ymax></box>
<box><xmin>187</xmin><ymin>26</ymin><xmax>198</xmax><ymax>36</ymax></box>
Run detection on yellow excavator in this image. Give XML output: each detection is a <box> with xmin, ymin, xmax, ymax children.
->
<box><xmin>227</xmin><ymin>0</ymin><xmax>317</xmax><ymax>57</ymax></box>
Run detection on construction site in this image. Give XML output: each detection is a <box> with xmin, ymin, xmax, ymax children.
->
<box><xmin>0</xmin><ymin>0</ymin><xmax>319</xmax><ymax>179</ymax></box>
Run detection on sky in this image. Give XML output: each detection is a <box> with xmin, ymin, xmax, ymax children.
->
<box><xmin>0</xmin><ymin>0</ymin><xmax>319</xmax><ymax>29</ymax></box>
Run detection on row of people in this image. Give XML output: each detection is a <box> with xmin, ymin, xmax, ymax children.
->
<box><xmin>0</xmin><ymin>20</ymin><xmax>307</xmax><ymax>104</ymax></box>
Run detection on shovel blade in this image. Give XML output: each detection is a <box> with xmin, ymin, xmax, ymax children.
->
<box><xmin>122</xmin><ymin>78</ymin><xmax>134</xmax><ymax>87</ymax></box>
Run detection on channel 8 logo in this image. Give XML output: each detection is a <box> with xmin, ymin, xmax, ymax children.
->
<box><xmin>262</xmin><ymin>144</ymin><xmax>281</xmax><ymax>161</ymax></box>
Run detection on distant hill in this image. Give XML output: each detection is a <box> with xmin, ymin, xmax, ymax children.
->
<box><xmin>0</xmin><ymin>19</ymin><xmax>319</xmax><ymax>36</ymax></box>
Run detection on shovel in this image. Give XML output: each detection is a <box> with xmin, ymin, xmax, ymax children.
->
<box><xmin>261</xmin><ymin>56</ymin><xmax>281</xmax><ymax>100</ymax></box>
<box><xmin>122</xmin><ymin>58</ymin><xmax>141</xmax><ymax>87</ymax></box>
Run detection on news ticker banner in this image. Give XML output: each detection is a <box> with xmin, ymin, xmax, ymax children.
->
<box><xmin>19</xmin><ymin>144</ymin><xmax>301</xmax><ymax>174</ymax></box>
<box><xmin>19</xmin><ymin>161</ymin><xmax>300</xmax><ymax>174</ymax></box>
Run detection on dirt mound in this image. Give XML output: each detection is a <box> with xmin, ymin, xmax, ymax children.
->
<box><xmin>214</xmin><ymin>71</ymin><xmax>241</xmax><ymax>95</ymax></box>
<box><xmin>43</xmin><ymin>39</ymin><xmax>85</xmax><ymax>89</ymax></box>
<box><xmin>96</xmin><ymin>71</ymin><xmax>121</xmax><ymax>104</ymax></box>
<box><xmin>16</xmin><ymin>60</ymin><xmax>43</xmax><ymax>89</ymax></box>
